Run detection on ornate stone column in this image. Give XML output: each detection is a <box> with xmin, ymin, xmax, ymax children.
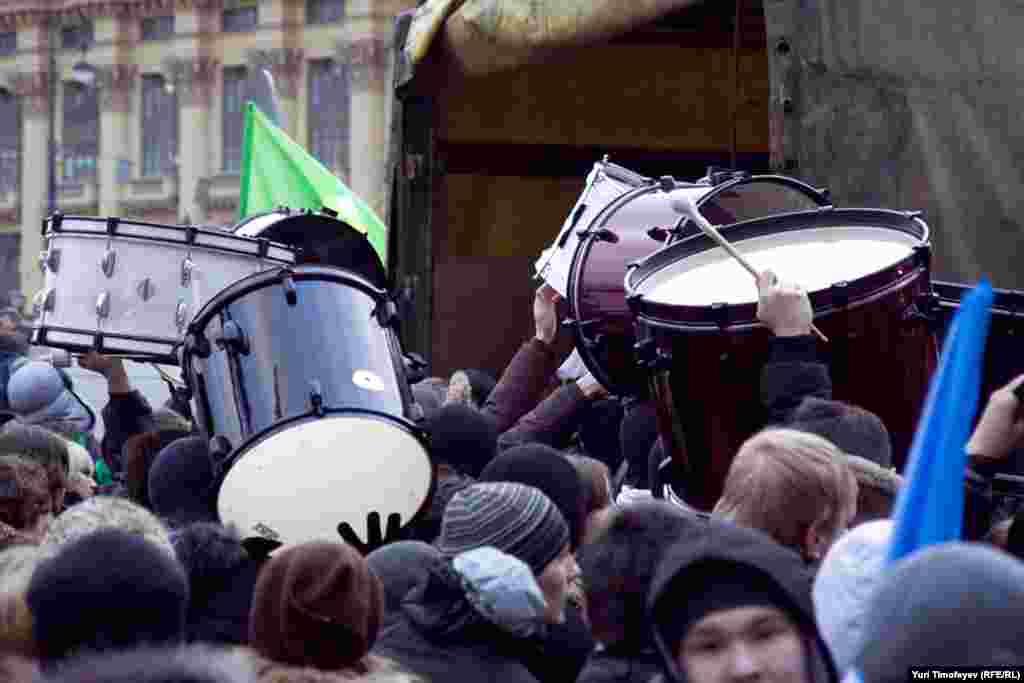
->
<box><xmin>12</xmin><ymin>70</ymin><xmax>51</xmax><ymax>300</ymax></box>
<box><xmin>97</xmin><ymin>64</ymin><xmax>136</xmax><ymax>216</ymax></box>
<box><xmin>165</xmin><ymin>55</ymin><xmax>219</xmax><ymax>223</ymax></box>
<box><xmin>244</xmin><ymin>47</ymin><xmax>304</xmax><ymax>137</ymax></box>
<box><xmin>339</xmin><ymin>37</ymin><xmax>390</xmax><ymax>245</ymax></box>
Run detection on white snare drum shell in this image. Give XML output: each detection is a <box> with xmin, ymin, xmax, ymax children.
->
<box><xmin>639</xmin><ymin>226</ymin><xmax>919</xmax><ymax>307</ymax></box>
<box><xmin>217</xmin><ymin>415</ymin><xmax>433</xmax><ymax>549</ymax></box>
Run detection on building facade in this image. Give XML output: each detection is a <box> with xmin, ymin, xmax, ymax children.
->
<box><xmin>0</xmin><ymin>0</ymin><xmax>410</xmax><ymax>308</ymax></box>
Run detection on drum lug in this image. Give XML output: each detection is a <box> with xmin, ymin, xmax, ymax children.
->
<box><xmin>137</xmin><ymin>278</ymin><xmax>155</xmax><ymax>302</ymax></box>
<box><xmin>35</xmin><ymin>288</ymin><xmax>56</xmax><ymax>314</ymax></box>
<box><xmin>830</xmin><ymin>281</ymin><xmax>850</xmax><ymax>309</ymax></box>
<box><xmin>658</xmin><ymin>176</ymin><xmax>676</xmax><ymax>193</ymax></box>
<box><xmin>185</xmin><ymin>331</ymin><xmax>212</xmax><ymax>359</ymax></box>
<box><xmin>101</xmin><ymin>249</ymin><xmax>117</xmax><ymax>278</ymax></box>
<box><xmin>95</xmin><ymin>292</ymin><xmax>111</xmax><ymax>320</ymax></box>
<box><xmin>374</xmin><ymin>300</ymin><xmax>399</xmax><ymax>327</ymax></box>
<box><xmin>309</xmin><ymin>380</ymin><xmax>325</xmax><ymax>417</ymax></box>
<box><xmin>38</xmin><ymin>248</ymin><xmax>60</xmax><ymax>274</ymax></box>
<box><xmin>646</xmin><ymin>227</ymin><xmax>671</xmax><ymax>243</ymax></box>
<box><xmin>181</xmin><ymin>257</ymin><xmax>195</xmax><ymax>287</ymax></box>
<box><xmin>279</xmin><ymin>270</ymin><xmax>298</xmax><ymax>306</ymax></box>
<box><xmin>585</xmin><ymin>228</ymin><xmax>619</xmax><ymax>244</ymax></box>
<box><xmin>712</xmin><ymin>302</ymin><xmax>730</xmax><ymax>330</ymax></box>
<box><xmin>903</xmin><ymin>292</ymin><xmax>940</xmax><ymax>328</ymax></box>
<box><xmin>209</xmin><ymin>436</ymin><xmax>233</xmax><ymax>476</ymax></box>
<box><xmin>215</xmin><ymin>320</ymin><xmax>250</xmax><ymax>356</ymax></box>
<box><xmin>175</xmin><ymin>300</ymin><xmax>190</xmax><ymax>332</ymax></box>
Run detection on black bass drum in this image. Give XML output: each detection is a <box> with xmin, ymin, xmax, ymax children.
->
<box><xmin>182</xmin><ymin>264</ymin><xmax>434</xmax><ymax>549</ymax></box>
<box><xmin>232</xmin><ymin>208</ymin><xmax>388</xmax><ymax>290</ymax></box>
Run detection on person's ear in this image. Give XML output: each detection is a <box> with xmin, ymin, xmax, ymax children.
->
<box><xmin>803</xmin><ymin>517</ymin><xmax>830</xmax><ymax>562</ymax></box>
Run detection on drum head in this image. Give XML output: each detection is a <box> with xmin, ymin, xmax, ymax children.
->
<box><xmin>218</xmin><ymin>413</ymin><xmax>434</xmax><ymax>548</ymax></box>
<box><xmin>233</xmin><ymin>210</ymin><xmax>388</xmax><ymax>290</ymax></box>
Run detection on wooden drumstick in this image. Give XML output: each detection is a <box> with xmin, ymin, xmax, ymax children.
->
<box><xmin>669</xmin><ymin>194</ymin><xmax>829</xmax><ymax>343</ymax></box>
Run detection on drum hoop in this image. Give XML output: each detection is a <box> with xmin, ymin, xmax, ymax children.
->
<box><xmin>632</xmin><ymin>266</ymin><xmax>928</xmax><ymax>334</ymax></box>
<box><xmin>625</xmin><ymin>207</ymin><xmax>930</xmax><ymax>306</ymax></box>
<box><xmin>685</xmin><ymin>173</ymin><xmax>832</xmax><ymax>219</ymax></box>
<box><xmin>45</xmin><ymin>215</ymin><xmax>296</xmax><ymax>261</ymax></box>
<box><xmin>186</xmin><ymin>264</ymin><xmax>387</xmax><ymax>335</ymax></box>
<box><xmin>214</xmin><ymin>407</ymin><xmax>437</xmax><ymax>532</ymax></box>
<box><xmin>30</xmin><ymin>324</ymin><xmax>179</xmax><ymax>363</ymax></box>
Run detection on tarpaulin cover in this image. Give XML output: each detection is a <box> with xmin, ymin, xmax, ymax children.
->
<box><xmin>403</xmin><ymin>0</ymin><xmax>706</xmax><ymax>78</ymax></box>
<box><xmin>765</xmin><ymin>0</ymin><xmax>1024</xmax><ymax>289</ymax></box>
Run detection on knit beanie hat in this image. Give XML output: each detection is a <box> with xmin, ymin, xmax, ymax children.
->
<box><xmin>480</xmin><ymin>444</ymin><xmax>586</xmax><ymax>551</ymax></box>
<box><xmin>812</xmin><ymin>520</ymin><xmax>893</xmax><ymax>675</ymax></box>
<box><xmin>42</xmin><ymin>496</ymin><xmax>176</xmax><ymax>560</ymax></box>
<box><xmin>27</xmin><ymin>528</ymin><xmax>189</xmax><ymax>663</ymax></box>
<box><xmin>249</xmin><ymin>540</ymin><xmax>384</xmax><ymax>672</ymax></box>
<box><xmin>790</xmin><ymin>398</ymin><xmax>893</xmax><ymax>468</ymax></box>
<box><xmin>437</xmin><ymin>482</ymin><xmax>570</xmax><ymax>576</ymax></box>
<box><xmin>6</xmin><ymin>362</ymin><xmax>94</xmax><ymax>434</ymax></box>
<box><xmin>427</xmin><ymin>404</ymin><xmax>498</xmax><ymax>478</ymax></box>
<box><xmin>366</xmin><ymin>540</ymin><xmax>442</xmax><ymax>617</ymax></box>
<box><xmin>658</xmin><ymin>559</ymin><xmax>797</xmax><ymax>649</ymax></box>
<box><xmin>148</xmin><ymin>436</ymin><xmax>218</xmax><ymax>527</ymax></box>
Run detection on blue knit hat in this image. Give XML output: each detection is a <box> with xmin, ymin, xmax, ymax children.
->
<box><xmin>437</xmin><ymin>482</ymin><xmax>569</xmax><ymax>575</ymax></box>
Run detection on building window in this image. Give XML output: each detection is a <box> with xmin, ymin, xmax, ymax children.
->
<box><xmin>141</xmin><ymin>15</ymin><xmax>175</xmax><ymax>41</ymax></box>
<box><xmin>141</xmin><ymin>75</ymin><xmax>178</xmax><ymax>177</ymax></box>
<box><xmin>223</xmin><ymin>1</ymin><xmax>259</xmax><ymax>33</ymax></box>
<box><xmin>61</xmin><ymin>21</ymin><xmax>94</xmax><ymax>50</ymax></box>
<box><xmin>0</xmin><ymin>90</ymin><xmax>18</xmax><ymax>197</ymax></box>
<box><xmin>308</xmin><ymin>59</ymin><xmax>349</xmax><ymax>176</ymax></box>
<box><xmin>62</xmin><ymin>81</ymin><xmax>99</xmax><ymax>181</ymax></box>
<box><xmin>222</xmin><ymin>66</ymin><xmax>247</xmax><ymax>173</ymax></box>
<box><xmin>0</xmin><ymin>32</ymin><xmax>16</xmax><ymax>57</ymax></box>
<box><xmin>307</xmin><ymin>0</ymin><xmax>344</xmax><ymax>24</ymax></box>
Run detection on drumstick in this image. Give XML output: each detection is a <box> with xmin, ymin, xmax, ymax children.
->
<box><xmin>669</xmin><ymin>195</ymin><xmax>829</xmax><ymax>343</ymax></box>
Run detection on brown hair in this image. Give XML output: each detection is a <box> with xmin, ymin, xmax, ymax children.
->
<box><xmin>566</xmin><ymin>454</ymin><xmax>612</xmax><ymax>518</ymax></box>
<box><xmin>713</xmin><ymin>428</ymin><xmax>857</xmax><ymax>554</ymax></box>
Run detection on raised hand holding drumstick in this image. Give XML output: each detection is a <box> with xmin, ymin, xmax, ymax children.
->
<box><xmin>757</xmin><ymin>269</ymin><xmax>813</xmax><ymax>338</ymax></box>
<box><xmin>669</xmin><ymin>193</ymin><xmax>828</xmax><ymax>343</ymax></box>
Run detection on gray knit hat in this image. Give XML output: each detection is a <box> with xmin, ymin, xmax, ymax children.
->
<box><xmin>437</xmin><ymin>482</ymin><xmax>569</xmax><ymax>575</ymax></box>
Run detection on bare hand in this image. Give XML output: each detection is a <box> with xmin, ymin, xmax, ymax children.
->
<box><xmin>757</xmin><ymin>269</ymin><xmax>812</xmax><ymax>337</ymax></box>
<box><xmin>967</xmin><ymin>374</ymin><xmax>1024</xmax><ymax>462</ymax></box>
<box><xmin>534</xmin><ymin>284</ymin><xmax>561</xmax><ymax>345</ymax></box>
<box><xmin>577</xmin><ymin>372</ymin><xmax>609</xmax><ymax>400</ymax></box>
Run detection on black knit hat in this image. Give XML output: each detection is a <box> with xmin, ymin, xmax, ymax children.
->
<box><xmin>437</xmin><ymin>482</ymin><xmax>569</xmax><ymax>576</ymax></box>
<box><xmin>480</xmin><ymin>443</ymin><xmax>586</xmax><ymax>551</ymax></box>
<box><xmin>148</xmin><ymin>437</ymin><xmax>218</xmax><ymax>527</ymax></box>
<box><xmin>790</xmin><ymin>398</ymin><xmax>892</xmax><ymax>468</ymax></box>
<box><xmin>427</xmin><ymin>404</ymin><xmax>498</xmax><ymax>478</ymax></box>
<box><xmin>27</xmin><ymin>528</ymin><xmax>189</xmax><ymax>663</ymax></box>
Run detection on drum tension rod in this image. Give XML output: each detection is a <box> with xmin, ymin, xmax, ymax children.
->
<box><xmin>309</xmin><ymin>380</ymin><xmax>325</xmax><ymax>417</ymax></box>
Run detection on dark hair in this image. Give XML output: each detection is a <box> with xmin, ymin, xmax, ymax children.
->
<box><xmin>579</xmin><ymin>501</ymin><xmax>704</xmax><ymax>647</ymax></box>
<box><xmin>790</xmin><ymin>398</ymin><xmax>892</xmax><ymax>468</ymax></box>
<box><xmin>1007</xmin><ymin>511</ymin><xmax>1024</xmax><ymax>561</ymax></box>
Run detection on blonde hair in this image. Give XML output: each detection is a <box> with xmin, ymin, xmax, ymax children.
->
<box><xmin>41</xmin><ymin>497</ymin><xmax>175</xmax><ymax>559</ymax></box>
<box><xmin>713</xmin><ymin>428</ymin><xmax>857</xmax><ymax>552</ymax></box>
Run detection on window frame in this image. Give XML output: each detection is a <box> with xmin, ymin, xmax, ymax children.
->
<box><xmin>141</xmin><ymin>15</ymin><xmax>175</xmax><ymax>41</ymax></box>
<box><xmin>307</xmin><ymin>58</ymin><xmax>350</xmax><ymax>178</ymax></box>
<box><xmin>140</xmin><ymin>74</ymin><xmax>178</xmax><ymax>178</ymax></box>
<box><xmin>221</xmin><ymin>66</ymin><xmax>248</xmax><ymax>173</ymax></box>
<box><xmin>61</xmin><ymin>80</ymin><xmax>99</xmax><ymax>182</ymax></box>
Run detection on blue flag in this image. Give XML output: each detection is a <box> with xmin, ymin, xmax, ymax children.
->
<box><xmin>885</xmin><ymin>279</ymin><xmax>994</xmax><ymax>564</ymax></box>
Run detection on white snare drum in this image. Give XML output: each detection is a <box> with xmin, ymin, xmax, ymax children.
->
<box><xmin>534</xmin><ymin>158</ymin><xmax>646</xmax><ymax>297</ymax></box>
<box><xmin>32</xmin><ymin>214</ymin><xmax>296</xmax><ymax>361</ymax></box>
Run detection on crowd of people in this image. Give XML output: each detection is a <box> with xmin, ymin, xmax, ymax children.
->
<box><xmin>0</xmin><ymin>268</ymin><xmax>1020</xmax><ymax>683</ymax></box>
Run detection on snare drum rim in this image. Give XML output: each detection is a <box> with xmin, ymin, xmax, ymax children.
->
<box><xmin>624</xmin><ymin>207</ymin><xmax>931</xmax><ymax>331</ymax></box>
<box><xmin>214</xmin><ymin>407</ymin><xmax>437</xmax><ymax>534</ymax></box>
<box><xmin>44</xmin><ymin>214</ymin><xmax>297</xmax><ymax>262</ymax></box>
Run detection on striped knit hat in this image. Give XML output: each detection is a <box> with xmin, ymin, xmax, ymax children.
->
<box><xmin>438</xmin><ymin>482</ymin><xmax>569</xmax><ymax>575</ymax></box>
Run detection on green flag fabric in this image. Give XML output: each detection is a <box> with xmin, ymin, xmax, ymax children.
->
<box><xmin>238</xmin><ymin>102</ymin><xmax>388</xmax><ymax>263</ymax></box>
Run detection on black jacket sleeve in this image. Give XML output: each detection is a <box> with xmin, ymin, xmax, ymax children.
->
<box><xmin>101</xmin><ymin>390</ymin><xmax>154</xmax><ymax>471</ymax></box>
<box><xmin>760</xmin><ymin>335</ymin><xmax>832</xmax><ymax>425</ymax></box>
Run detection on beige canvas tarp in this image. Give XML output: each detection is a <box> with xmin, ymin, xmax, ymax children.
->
<box><xmin>403</xmin><ymin>0</ymin><xmax>706</xmax><ymax>78</ymax></box>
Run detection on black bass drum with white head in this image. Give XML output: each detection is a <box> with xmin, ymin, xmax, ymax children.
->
<box><xmin>182</xmin><ymin>264</ymin><xmax>434</xmax><ymax>550</ymax></box>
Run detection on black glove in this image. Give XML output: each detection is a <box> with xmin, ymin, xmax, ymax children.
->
<box><xmin>338</xmin><ymin>511</ymin><xmax>404</xmax><ymax>555</ymax></box>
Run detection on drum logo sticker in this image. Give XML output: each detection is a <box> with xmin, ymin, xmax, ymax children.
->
<box><xmin>353</xmin><ymin>370</ymin><xmax>387</xmax><ymax>392</ymax></box>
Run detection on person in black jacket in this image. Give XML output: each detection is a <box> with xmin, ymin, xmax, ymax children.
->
<box><xmin>648</xmin><ymin>520</ymin><xmax>838</xmax><ymax>683</ymax></box>
<box><xmin>374</xmin><ymin>482</ymin><xmax>576</xmax><ymax>683</ymax></box>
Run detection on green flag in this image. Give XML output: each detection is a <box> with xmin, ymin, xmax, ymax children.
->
<box><xmin>238</xmin><ymin>102</ymin><xmax>388</xmax><ymax>263</ymax></box>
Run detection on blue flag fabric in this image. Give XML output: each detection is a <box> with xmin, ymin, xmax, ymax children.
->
<box><xmin>885</xmin><ymin>279</ymin><xmax>994</xmax><ymax>565</ymax></box>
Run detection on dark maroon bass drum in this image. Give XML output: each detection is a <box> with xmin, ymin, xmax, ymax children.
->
<box><xmin>626</xmin><ymin>207</ymin><xmax>937</xmax><ymax>511</ymax></box>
